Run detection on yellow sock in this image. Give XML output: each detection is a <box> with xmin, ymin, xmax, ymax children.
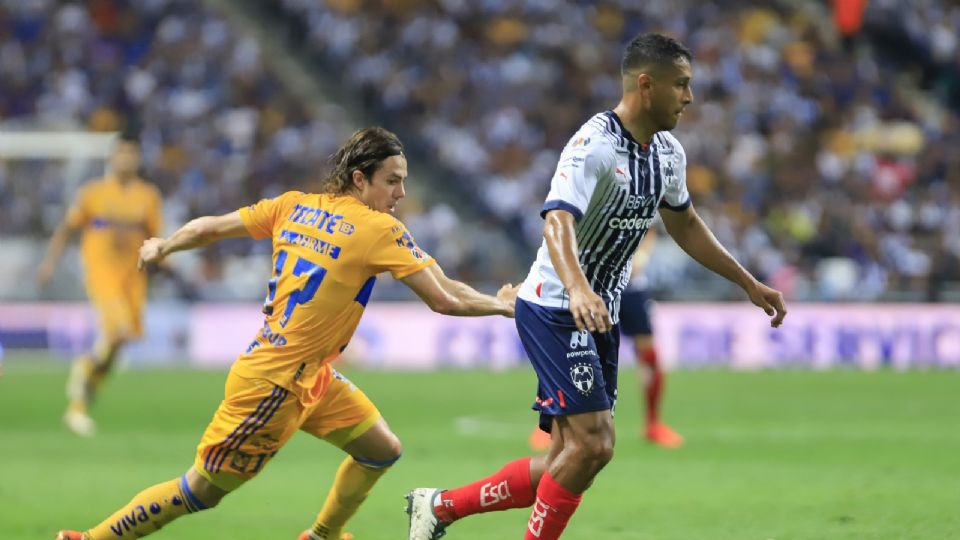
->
<box><xmin>66</xmin><ymin>354</ymin><xmax>95</xmax><ymax>407</ymax></box>
<box><xmin>87</xmin><ymin>349</ymin><xmax>118</xmax><ymax>404</ymax></box>
<box><xmin>310</xmin><ymin>457</ymin><xmax>390</xmax><ymax>539</ymax></box>
<box><xmin>86</xmin><ymin>475</ymin><xmax>205</xmax><ymax>540</ymax></box>
<box><xmin>67</xmin><ymin>400</ymin><xmax>88</xmax><ymax>415</ymax></box>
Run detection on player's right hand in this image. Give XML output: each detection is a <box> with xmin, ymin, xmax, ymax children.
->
<box><xmin>568</xmin><ymin>285</ymin><xmax>611</xmax><ymax>333</ymax></box>
<box><xmin>745</xmin><ymin>280</ymin><xmax>787</xmax><ymax>328</ymax></box>
<box><xmin>496</xmin><ymin>282</ymin><xmax>520</xmax><ymax>318</ymax></box>
<box><xmin>138</xmin><ymin>237</ymin><xmax>166</xmax><ymax>270</ymax></box>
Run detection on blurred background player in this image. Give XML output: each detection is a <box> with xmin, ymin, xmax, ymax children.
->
<box><xmin>36</xmin><ymin>133</ymin><xmax>163</xmax><ymax>437</ymax></box>
<box><xmin>620</xmin><ymin>229</ymin><xmax>683</xmax><ymax>448</ymax></box>
<box><xmin>529</xmin><ymin>229</ymin><xmax>682</xmax><ymax>451</ymax></box>
<box><xmin>55</xmin><ymin>127</ymin><xmax>518</xmax><ymax>540</ymax></box>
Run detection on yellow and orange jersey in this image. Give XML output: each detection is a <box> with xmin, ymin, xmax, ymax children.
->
<box><xmin>66</xmin><ymin>176</ymin><xmax>164</xmax><ymax>286</ymax></box>
<box><xmin>236</xmin><ymin>191</ymin><xmax>434</xmax><ymax>403</ymax></box>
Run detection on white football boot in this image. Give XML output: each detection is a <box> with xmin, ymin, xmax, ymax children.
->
<box><xmin>405</xmin><ymin>488</ymin><xmax>448</xmax><ymax>540</ymax></box>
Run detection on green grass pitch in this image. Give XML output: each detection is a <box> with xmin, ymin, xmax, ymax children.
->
<box><xmin>1</xmin><ymin>353</ymin><xmax>958</xmax><ymax>539</ymax></box>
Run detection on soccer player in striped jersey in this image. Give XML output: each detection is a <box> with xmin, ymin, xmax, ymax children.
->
<box><xmin>55</xmin><ymin>127</ymin><xmax>518</xmax><ymax>540</ymax></box>
<box><xmin>406</xmin><ymin>33</ymin><xmax>787</xmax><ymax>540</ymax></box>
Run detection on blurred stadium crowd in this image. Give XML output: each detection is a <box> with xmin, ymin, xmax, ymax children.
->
<box><xmin>2</xmin><ymin>0</ymin><xmax>959</xmax><ymax>302</ymax></box>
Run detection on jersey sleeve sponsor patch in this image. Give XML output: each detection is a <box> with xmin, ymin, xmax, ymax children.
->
<box><xmin>540</xmin><ymin>129</ymin><xmax>614</xmax><ymax>221</ymax></box>
<box><xmin>368</xmin><ymin>220</ymin><xmax>434</xmax><ymax>278</ymax></box>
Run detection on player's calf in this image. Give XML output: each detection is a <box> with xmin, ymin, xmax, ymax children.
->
<box><xmin>562</xmin><ymin>432</ymin><xmax>614</xmax><ymax>480</ymax></box>
<box><xmin>308</xmin><ymin>454</ymin><xmax>400</xmax><ymax>540</ymax></box>
<box><xmin>519</xmin><ymin>413</ymin><xmax>613</xmax><ymax>540</ymax></box>
<box><xmin>76</xmin><ymin>470</ymin><xmax>226</xmax><ymax>540</ymax></box>
<box><xmin>406</xmin><ymin>456</ymin><xmax>542</xmax><ymax>540</ymax></box>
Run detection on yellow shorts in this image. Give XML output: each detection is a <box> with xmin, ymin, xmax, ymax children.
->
<box><xmin>194</xmin><ymin>366</ymin><xmax>380</xmax><ymax>491</ymax></box>
<box><xmin>87</xmin><ymin>281</ymin><xmax>145</xmax><ymax>341</ymax></box>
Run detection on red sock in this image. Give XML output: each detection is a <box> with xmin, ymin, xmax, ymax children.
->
<box><xmin>640</xmin><ymin>347</ymin><xmax>663</xmax><ymax>425</ymax></box>
<box><xmin>435</xmin><ymin>457</ymin><xmax>535</xmax><ymax>522</ymax></box>
<box><xmin>524</xmin><ymin>472</ymin><xmax>582</xmax><ymax>539</ymax></box>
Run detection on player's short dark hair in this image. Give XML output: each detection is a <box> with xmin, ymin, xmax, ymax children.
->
<box><xmin>621</xmin><ymin>33</ymin><xmax>692</xmax><ymax>75</ymax></box>
<box><xmin>321</xmin><ymin>127</ymin><xmax>404</xmax><ymax>194</ymax></box>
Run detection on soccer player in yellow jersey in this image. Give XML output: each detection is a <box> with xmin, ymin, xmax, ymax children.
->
<box><xmin>55</xmin><ymin>127</ymin><xmax>518</xmax><ymax>540</ymax></box>
<box><xmin>37</xmin><ymin>134</ymin><xmax>163</xmax><ymax>437</ymax></box>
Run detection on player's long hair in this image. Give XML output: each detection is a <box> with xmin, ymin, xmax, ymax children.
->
<box><xmin>321</xmin><ymin>127</ymin><xmax>405</xmax><ymax>194</ymax></box>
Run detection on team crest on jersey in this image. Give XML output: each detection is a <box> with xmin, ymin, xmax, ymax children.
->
<box><xmin>570</xmin><ymin>363</ymin><xmax>595</xmax><ymax>395</ymax></box>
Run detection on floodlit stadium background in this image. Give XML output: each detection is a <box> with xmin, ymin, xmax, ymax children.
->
<box><xmin>1</xmin><ymin>1</ymin><xmax>959</xmax><ymax>539</ymax></box>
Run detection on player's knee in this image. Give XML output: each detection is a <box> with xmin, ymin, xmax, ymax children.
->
<box><xmin>108</xmin><ymin>335</ymin><xmax>128</xmax><ymax>353</ymax></box>
<box><xmin>94</xmin><ymin>337</ymin><xmax>126</xmax><ymax>365</ymax></box>
<box><xmin>183</xmin><ymin>469</ymin><xmax>229</xmax><ymax>509</ymax></box>
<box><xmin>579</xmin><ymin>437</ymin><xmax>614</xmax><ymax>468</ymax></box>
<box><xmin>353</xmin><ymin>433</ymin><xmax>403</xmax><ymax>470</ymax></box>
<box><xmin>353</xmin><ymin>451</ymin><xmax>402</xmax><ymax>470</ymax></box>
<box><xmin>564</xmin><ymin>428</ymin><xmax>614</xmax><ymax>472</ymax></box>
<box><xmin>383</xmin><ymin>431</ymin><xmax>403</xmax><ymax>460</ymax></box>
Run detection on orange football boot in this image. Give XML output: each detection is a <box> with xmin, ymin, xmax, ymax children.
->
<box><xmin>528</xmin><ymin>427</ymin><xmax>552</xmax><ymax>452</ymax></box>
<box><xmin>645</xmin><ymin>422</ymin><xmax>684</xmax><ymax>448</ymax></box>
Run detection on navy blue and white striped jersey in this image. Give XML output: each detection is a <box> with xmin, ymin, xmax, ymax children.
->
<box><xmin>517</xmin><ymin>111</ymin><xmax>690</xmax><ymax>323</ymax></box>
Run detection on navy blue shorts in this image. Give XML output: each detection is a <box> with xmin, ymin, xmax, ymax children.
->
<box><xmin>515</xmin><ymin>298</ymin><xmax>620</xmax><ymax>433</ymax></box>
<box><xmin>619</xmin><ymin>289</ymin><xmax>653</xmax><ymax>337</ymax></box>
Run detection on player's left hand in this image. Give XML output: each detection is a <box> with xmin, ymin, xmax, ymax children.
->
<box><xmin>496</xmin><ymin>283</ymin><xmax>520</xmax><ymax>317</ymax></box>
<box><xmin>138</xmin><ymin>237</ymin><xmax>166</xmax><ymax>270</ymax></box>
<box><xmin>745</xmin><ymin>280</ymin><xmax>787</xmax><ymax>328</ymax></box>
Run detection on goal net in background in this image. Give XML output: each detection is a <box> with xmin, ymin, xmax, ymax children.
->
<box><xmin>0</xmin><ymin>129</ymin><xmax>116</xmax><ymax>301</ymax></box>
<box><xmin>0</xmin><ymin>129</ymin><xmax>114</xmax><ymax>359</ymax></box>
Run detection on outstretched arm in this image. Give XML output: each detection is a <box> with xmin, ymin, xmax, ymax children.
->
<box><xmin>401</xmin><ymin>264</ymin><xmax>517</xmax><ymax>317</ymax></box>
<box><xmin>659</xmin><ymin>205</ymin><xmax>787</xmax><ymax>327</ymax></box>
<box><xmin>544</xmin><ymin>210</ymin><xmax>612</xmax><ymax>333</ymax></box>
<box><xmin>138</xmin><ymin>211</ymin><xmax>249</xmax><ymax>269</ymax></box>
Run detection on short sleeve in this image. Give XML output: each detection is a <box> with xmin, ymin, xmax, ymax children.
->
<box><xmin>367</xmin><ymin>220</ymin><xmax>435</xmax><ymax>279</ymax></box>
<box><xmin>658</xmin><ymin>138</ymin><xmax>691</xmax><ymax>211</ymax></box>
<box><xmin>540</xmin><ymin>132</ymin><xmax>614</xmax><ymax>222</ymax></box>
<box><xmin>239</xmin><ymin>191</ymin><xmax>302</xmax><ymax>240</ymax></box>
